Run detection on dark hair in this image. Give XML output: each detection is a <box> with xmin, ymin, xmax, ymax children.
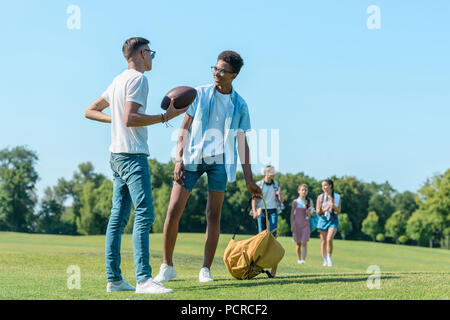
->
<box><xmin>323</xmin><ymin>179</ymin><xmax>335</xmax><ymax>215</ymax></box>
<box><xmin>324</xmin><ymin>179</ymin><xmax>334</xmax><ymax>193</ymax></box>
<box><xmin>217</xmin><ymin>50</ymin><xmax>244</xmax><ymax>74</ymax></box>
<box><xmin>122</xmin><ymin>37</ymin><xmax>150</xmax><ymax>61</ymax></box>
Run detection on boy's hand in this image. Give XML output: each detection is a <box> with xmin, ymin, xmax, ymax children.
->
<box><xmin>165</xmin><ymin>98</ymin><xmax>189</xmax><ymax>121</ymax></box>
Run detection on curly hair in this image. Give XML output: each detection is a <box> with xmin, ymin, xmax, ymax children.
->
<box><xmin>217</xmin><ymin>50</ymin><xmax>244</xmax><ymax>74</ymax></box>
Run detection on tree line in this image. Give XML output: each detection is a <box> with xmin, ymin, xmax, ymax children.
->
<box><xmin>1</xmin><ymin>146</ymin><xmax>449</xmax><ymax>249</ymax></box>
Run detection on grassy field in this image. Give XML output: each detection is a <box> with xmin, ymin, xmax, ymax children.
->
<box><xmin>0</xmin><ymin>231</ymin><xmax>449</xmax><ymax>300</ymax></box>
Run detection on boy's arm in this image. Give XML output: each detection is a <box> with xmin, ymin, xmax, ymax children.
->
<box><xmin>124</xmin><ymin>99</ymin><xmax>187</xmax><ymax>127</ymax></box>
<box><xmin>85</xmin><ymin>97</ymin><xmax>111</xmax><ymax>123</ymax></box>
<box><xmin>173</xmin><ymin>114</ymin><xmax>193</xmax><ymax>185</ymax></box>
<box><xmin>237</xmin><ymin>131</ymin><xmax>262</xmax><ymax>198</ymax></box>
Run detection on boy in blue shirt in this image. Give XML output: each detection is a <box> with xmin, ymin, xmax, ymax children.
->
<box><xmin>155</xmin><ymin>51</ymin><xmax>262</xmax><ymax>283</ymax></box>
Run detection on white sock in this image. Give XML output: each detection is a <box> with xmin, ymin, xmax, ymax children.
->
<box><xmin>327</xmin><ymin>253</ymin><xmax>332</xmax><ymax>259</ymax></box>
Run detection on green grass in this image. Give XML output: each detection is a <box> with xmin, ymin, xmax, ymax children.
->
<box><xmin>0</xmin><ymin>231</ymin><xmax>449</xmax><ymax>300</ymax></box>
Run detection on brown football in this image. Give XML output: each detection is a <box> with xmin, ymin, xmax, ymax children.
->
<box><xmin>161</xmin><ymin>86</ymin><xmax>197</xmax><ymax>110</ymax></box>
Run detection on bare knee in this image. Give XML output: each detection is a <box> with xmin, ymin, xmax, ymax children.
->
<box><xmin>206</xmin><ymin>209</ymin><xmax>221</xmax><ymax>227</ymax></box>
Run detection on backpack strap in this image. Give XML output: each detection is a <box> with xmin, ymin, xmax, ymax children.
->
<box><xmin>232</xmin><ymin>197</ymin><xmax>252</xmax><ymax>240</ymax></box>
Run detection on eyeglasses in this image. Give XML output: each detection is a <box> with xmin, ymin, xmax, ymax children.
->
<box><xmin>144</xmin><ymin>49</ymin><xmax>156</xmax><ymax>59</ymax></box>
<box><xmin>211</xmin><ymin>66</ymin><xmax>234</xmax><ymax>75</ymax></box>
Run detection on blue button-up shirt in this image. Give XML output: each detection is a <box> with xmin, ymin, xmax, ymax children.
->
<box><xmin>183</xmin><ymin>84</ymin><xmax>251</xmax><ymax>183</ymax></box>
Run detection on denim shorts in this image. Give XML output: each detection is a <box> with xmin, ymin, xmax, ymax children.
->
<box><xmin>317</xmin><ymin>214</ymin><xmax>339</xmax><ymax>231</ymax></box>
<box><xmin>175</xmin><ymin>154</ymin><xmax>227</xmax><ymax>193</ymax></box>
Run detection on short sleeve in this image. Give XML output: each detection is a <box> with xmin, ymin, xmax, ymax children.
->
<box><xmin>238</xmin><ymin>102</ymin><xmax>251</xmax><ymax>132</ymax></box>
<box><xmin>101</xmin><ymin>82</ymin><xmax>114</xmax><ymax>104</ymax></box>
<box><xmin>186</xmin><ymin>89</ymin><xmax>200</xmax><ymax>118</ymax></box>
<box><xmin>126</xmin><ymin>75</ymin><xmax>148</xmax><ymax>106</ymax></box>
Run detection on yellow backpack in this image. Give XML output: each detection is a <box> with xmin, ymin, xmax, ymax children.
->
<box><xmin>223</xmin><ymin>198</ymin><xmax>285</xmax><ymax>280</ymax></box>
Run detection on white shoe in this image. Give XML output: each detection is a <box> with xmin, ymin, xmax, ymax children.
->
<box><xmin>322</xmin><ymin>258</ymin><xmax>327</xmax><ymax>266</ymax></box>
<box><xmin>154</xmin><ymin>264</ymin><xmax>177</xmax><ymax>283</ymax></box>
<box><xmin>297</xmin><ymin>260</ymin><xmax>305</xmax><ymax>264</ymax></box>
<box><xmin>106</xmin><ymin>279</ymin><xmax>135</xmax><ymax>292</ymax></box>
<box><xmin>199</xmin><ymin>267</ymin><xmax>213</xmax><ymax>283</ymax></box>
<box><xmin>135</xmin><ymin>278</ymin><xmax>174</xmax><ymax>294</ymax></box>
<box><xmin>327</xmin><ymin>257</ymin><xmax>333</xmax><ymax>267</ymax></box>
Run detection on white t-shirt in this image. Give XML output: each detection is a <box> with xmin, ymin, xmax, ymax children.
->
<box><xmin>102</xmin><ymin>69</ymin><xmax>150</xmax><ymax>155</ymax></box>
<box><xmin>202</xmin><ymin>91</ymin><xmax>230</xmax><ymax>157</ymax></box>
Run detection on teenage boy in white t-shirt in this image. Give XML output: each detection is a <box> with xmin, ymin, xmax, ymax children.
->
<box><xmin>85</xmin><ymin>37</ymin><xmax>187</xmax><ymax>294</ymax></box>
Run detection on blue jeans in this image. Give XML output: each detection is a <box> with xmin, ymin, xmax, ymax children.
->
<box><xmin>105</xmin><ymin>153</ymin><xmax>155</xmax><ymax>283</ymax></box>
<box><xmin>257</xmin><ymin>208</ymin><xmax>278</xmax><ymax>237</ymax></box>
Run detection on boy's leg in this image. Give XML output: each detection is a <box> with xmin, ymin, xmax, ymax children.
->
<box><xmin>257</xmin><ymin>214</ymin><xmax>266</xmax><ymax>232</ymax></box>
<box><xmin>203</xmin><ymin>190</ymin><xmax>225</xmax><ymax>269</ymax></box>
<box><xmin>105</xmin><ymin>172</ymin><xmax>132</xmax><ymax>283</ymax></box>
<box><xmin>162</xmin><ymin>184</ymin><xmax>191</xmax><ymax>266</ymax></box>
<box><xmin>202</xmin><ymin>160</ymin><xmax>227</xmax><ymax>269</ymax></box>
<box><xmin>126</xmin><ymin>156</ymin><xmax>155</xmax><ymax>283</ymax></box>
<box><xmin>268</xmin><ymin>210</ymin><xmax>278</xmax><ymax>237</ymax></box>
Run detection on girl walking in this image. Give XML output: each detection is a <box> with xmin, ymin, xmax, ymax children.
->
<box><xmin>291</xmin><ymin>184</ymin><xmax>315</xmax><ymax>264</ymax></box>
<box><xmin>316</xmin><ymin>179</ymin><xmax>341</xmax><ymax>267</ymax></box>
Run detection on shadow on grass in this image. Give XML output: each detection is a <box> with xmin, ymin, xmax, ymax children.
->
<box><xmin>178</xmin><ymin>273</ymin><xmax>401</xmax><ymax>292</ymax></box>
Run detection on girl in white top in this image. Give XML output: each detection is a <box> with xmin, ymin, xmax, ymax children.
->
<box><xmin>316</xmin><ymin>179</ymin><xmax>341</xmax><ymax>267</ymax></box>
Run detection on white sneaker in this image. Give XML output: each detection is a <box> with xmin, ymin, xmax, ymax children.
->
<box><xmin>297</xmin><ymin>260</ymin><xmax>305</xmax><ymax>264</ymax></box>
<box><xmin>135</xmin><ymin>278</ymin><xmax>174</xmax><ymax>294</ymax></box>
<box><xmin>106</xmin><ymin>279</ymin><xmax>135</xmax><ymax>292</ymax></box>
<box><xmin>199</xmin><ymin>267</ymin><xmax>213</xmax><ymax>283</ymax></box>
<box><xmin>322</xmin><ymin>258</ymin><xmax>327</xmax><ymax>266</ymax></box>
<box><xmin>327</xmin><ymin>257</ymin><xmax>333</xmax><ymax>267</ymax></box>
<box><xmin>154</xmin><ymin>263</ymin><xmax>177</xmax><ymax>283</ymax></box>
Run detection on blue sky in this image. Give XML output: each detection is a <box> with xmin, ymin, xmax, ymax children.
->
<box><xmin>0</xmin><ymin>0</ymin><xmax>449</xmax><ymax>199</ymax></box>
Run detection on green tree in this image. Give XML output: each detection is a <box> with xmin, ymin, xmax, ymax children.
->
<box><xmin>152</xmin><ymin>183</ymin><xmax>171</xmax><ymax>233</ymax></box>
<box><xmin>221</xmin><ymin>172</ymin><xmax>257</xmax><ymax>235</ymax></box>
<box><xmin>77</xmin><ymin>179</ymin><xmax>112</xmax><ymax>235</ymax></box>
<box><xmin>406</xmin><ymin>210</ymin><xmax>433</xmax><ymax>247</ymax></box>
<box><xmin>0</xmin><ymin>146</ymin><xmax>39</xmax><ymax>232</ymax></box>
<box><xmin>179</xmin><ymin>175</ymin><xmax>208</xmax><ymax>233</ymax></box>
<box><xmin>385</xmin><ymin>210</ymin><xmax>407</xmax><ymax>244</ymax></box>
<box><xmin>338</xmin><ymin>213</ymin><xmax>352</xmax><ymax>240</ymax></box>
<box><xmin>368</xmin><ymin>193</ymin><xmax>395</xmax><ymax>230</ymax></box>
<box><xmin>53</xmin><ymin>162</ymin><xmax>107</xmax><ymax>230</ymax></box>
<box><xmin>362</xmin><ymin>211</ymin><xmax>381</xmax><ymax>241</ymax></box>
<box><xmin>398</xmin><ymin>235</ymin><xmax>409</xmax><ymax>245</ymax></box>
<box><xmin>277</xmin><ymin>217</ymin><xmax>289</xmax><ymax>236</ymax></box>
<box><xmin>444</xmin><ymin>227</ymin><xmax>450</xmax><ymax>250</ymax></box>
<box><xmin>334</xmin><ymin>176</ymin><xmax>372</xmax><ymax>239</ymax></box>
<box><xmin>393</xmin><ymin>191</ymin><xmax>419</xmax><ymax>219</ymax></box>
<box><xmin>35</xmin><ymin>187</ymin><xmax>77</xmax><ymax>234</ymax></box>
<box><xmin>414</xmin><ymin>169</ymin><xmax>450</xmax><ymax>248</ymax></box>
